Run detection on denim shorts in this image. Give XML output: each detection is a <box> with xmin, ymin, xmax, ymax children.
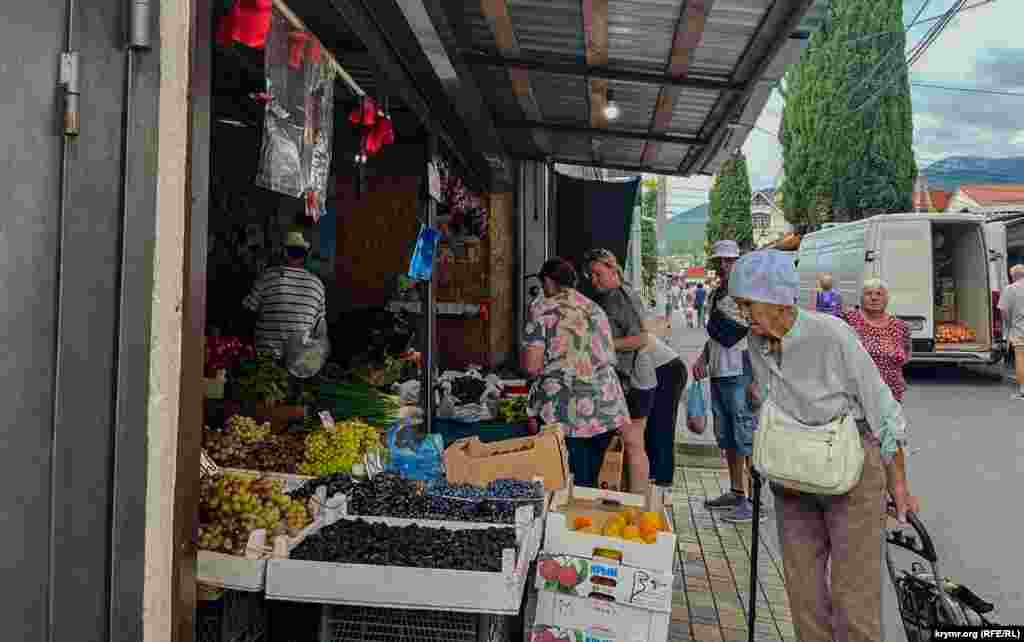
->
<box><xmin>626</xmin><ymin>387</ymin><xmax>656</xmax><ymax>419</ymax></box>
<box><xmin>710</xmin><ymin>375</ymin><xmax>756</xmax><ymax>457</ymax></box>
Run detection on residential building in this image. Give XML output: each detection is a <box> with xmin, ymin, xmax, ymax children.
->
<box><xmin>946</xmin><ymin>184</ymin><xmax>1024</xmax><ymax>213</ymax></box>
<box><xmin>751</xmin><ymin>188</ymin><xmax>792</xmax><ymax>247</ymax></box>
<box><xmin>912</xmin><ymin>177</ymin><xmax>952</xmax><ymax>213</ymax></box>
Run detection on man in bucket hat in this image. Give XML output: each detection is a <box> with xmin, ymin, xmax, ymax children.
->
<box><xmin>692</xmin><ymin>239</ymin><xmax>760</xmax><ymax>522</ymax></box>
<box><xmin>243</xmin><ymin>230</ymin><xmax>326</xmax><ymax>359</ymax></box>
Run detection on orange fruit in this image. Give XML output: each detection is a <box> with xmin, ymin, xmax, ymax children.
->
<box><xmin>639</xmin><ymin>512</ymin><xmax>661</xmax><ymax>533</ymax></box>
<box><xmin>622</xmin><ymin>525</ymin><xmax>641</xmax><ymax>541</ymax></box>
<box><xmin>574</xmin><ymin>516</ymin><xmax>593</xmax><ymax>531</ymax></box>
<box><xmin>620</xmin><ymin>508</ymin><xmax>639</xmax><ymax>525</ymax></box>
<box><xmin>642</xmin><ymin>532</ymin><xmax>658</xmax><ymax>544</ymax></box>
<box><xmin>603</xmin><ymin>521</ymin><xmax>623</xmax><ymax>538</ymax></box>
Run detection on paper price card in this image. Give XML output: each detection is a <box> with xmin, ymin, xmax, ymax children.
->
<box><xmin>318</xmin><ymin>411</ymin><xmax>335</xmax><ymax>430</ymax></box>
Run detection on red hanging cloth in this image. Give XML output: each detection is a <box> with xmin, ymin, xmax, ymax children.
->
<box><xmin>216</xmin><ymin>0</ymin><xmax>273</xmax><ymax>49</ymax></box>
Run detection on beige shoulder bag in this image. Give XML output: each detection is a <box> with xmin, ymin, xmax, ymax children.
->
<box><xmin>752</xmin><ymin>363</ymin><xmax>865</xmax><ymax>495</ymax></box>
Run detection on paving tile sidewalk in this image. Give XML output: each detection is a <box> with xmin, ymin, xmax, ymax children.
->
<box><xmin>667</xmin><ymin>466</ymin><xmax>794</xmax><ymax>642</ymax></box>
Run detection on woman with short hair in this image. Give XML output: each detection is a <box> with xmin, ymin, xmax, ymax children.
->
<box><xmin>843</xmin><ymin>278</ymin><xmax>912</xmax><ymax>403</ymax></box>
<box><xmin>729</xmin><ymin>251</ymin><xmax>921</xmax><ymax>642</ymax></box>
<box><xmin>521</xmin><ymin>257</ymin><xmax>631</xmax><ymax>487</ymax></box>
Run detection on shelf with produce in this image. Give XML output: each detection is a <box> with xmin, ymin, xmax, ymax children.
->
<box><xmin>265</xmin><ymin>512</ymin><xmax>543</xmax><ymax>614</ymax></box>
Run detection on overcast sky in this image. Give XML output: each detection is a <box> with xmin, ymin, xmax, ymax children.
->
<box><xmin>667</xmin><ymin>0</ymin><xmax>1024</xmax><ymax>214</ymax></box>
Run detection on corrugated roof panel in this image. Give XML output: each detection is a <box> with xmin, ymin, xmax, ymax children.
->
<box><xmin>458</xmin><ymin>2</ymin><xmax>499</xmax><ymax>53</ymax></box>
<box><xmin>667</xmin><ymin>88</ymin><xmax>721</xmax><ymax>133</ymax></box>
<box><xmin>606</xmin><ymin>79</ymin><xmax>661</xmax><ymax>131</ymax></box>
<box><xmin>530</xmin><ymin>71</ymin><xmax>590</xmax><ymax>123</ymax></box>
<box><xmin>648</xmin><ymin>142</ymin><xmax>690</xmax><ymax>169</ymax></box>
<box><xmin>606</xmin><ymin>0</ymin><xmax>680</xmax><ymax>74</ymax></box>
<box><xmin>597</xmin><ymin>138</ymin><xmax>645</xmax><ymax>165</ymax></box>
<box><xmin>688</xmin><ymin>0</ymin><xmax>772</xmax><ymax>77</ymax></box>
<box><xmin>548</xmin><ymin>131</ymin><xmax>595</xmax><ymax>159</ymax></box>
<box><xmin>507</xmin><ymin>0</ymin><xmax>585</xmax><ymax>59</ymax></box>
<box><xmin>473</xmin><ymin>66</ymin><xmax>530</xmax><ymax>121</ymax></box>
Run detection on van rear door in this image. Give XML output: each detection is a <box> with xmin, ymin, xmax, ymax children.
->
<box><xmin>874</xmin><ymin>219</ymin><xmax>933</xmax><ymax>342</ymax></box>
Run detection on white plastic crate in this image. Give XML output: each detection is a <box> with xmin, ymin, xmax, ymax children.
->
<box><xmin>266</xmin><ymin>514</ymin><xmax>543</xmax><ymax>614</ymax></box>
<box><xmin>318</xmin><ymin>605</ymin><xmax>510</xmax><ymax>642</ymax></box>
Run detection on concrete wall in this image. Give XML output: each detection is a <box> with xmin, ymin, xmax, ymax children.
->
<box><xmin>144</xmin><ymin>1</ymin><xmax>190</xmax><ymax>640</ymax></box>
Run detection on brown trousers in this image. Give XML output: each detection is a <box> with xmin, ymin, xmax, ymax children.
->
<box><xmin>772</xmin><ymin>436</ymin><xmax>886</xmax><ymax>642</ymax></box>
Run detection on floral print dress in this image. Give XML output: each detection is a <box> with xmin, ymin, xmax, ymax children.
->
<box><xmin>522</xmin><ymin>289</ymin><xmax>630</xmax><ymax>438</ymax></box>
<box><xmin>843</xmin><ymin>308</ymin><xmax>911</xmax><ymax>403</ymax></box>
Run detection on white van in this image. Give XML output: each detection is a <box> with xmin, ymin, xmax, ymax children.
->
<box><xmin>796</xmin><ymin>213</ymin><xmax>1002</xmax><ymax>365</ymax></box>
<box><xmin>986</xmin><ymin>214</ymin><xmax>1024</xmax><ymax>349</ymax></box>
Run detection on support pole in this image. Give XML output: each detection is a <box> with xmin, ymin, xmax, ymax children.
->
<box><xmin>421</xmin><ymin>135</ymin><xmax>438</xmax><ymax>433</ymax></box>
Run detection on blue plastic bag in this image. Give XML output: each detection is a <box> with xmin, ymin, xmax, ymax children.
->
<box><xmin>385</xmin><ymin>419</ymin><xmax>445</xmax><ymax>482</ymax></box>
<box><xmin>407</xmin><ymin>225</ymin><xmax>441</xmax><ymax>282</ymax></box>
<box><xmin>686</xmin><ymin>381</ymin><xmax>707</xmax><ymax>435</ymax></box>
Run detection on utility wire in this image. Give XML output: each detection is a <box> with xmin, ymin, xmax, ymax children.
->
<box><xmin>910</xmin><ymin>82</ymin><xmax>1024</xmax><ymax>97</ymax></box>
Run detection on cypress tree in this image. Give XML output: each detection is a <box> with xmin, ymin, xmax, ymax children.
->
<box><xmin>781</xmin><ymin>0</ymin><xmax>916</xmax><ymax>226</ymax></box>
<box><xmin>705</xmin><ymin>153</ymin><xmax>753</xmax><ymax>252</ymax></box>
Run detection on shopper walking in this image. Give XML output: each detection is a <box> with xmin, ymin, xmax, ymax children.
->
<box><xmin>694</xmin><ymin>282</ymin><xmax>707</xmax><ymax>327</ymax></box>
<box><xmin>243</xmin><ymin>231</ymin><xmax>326</xmax><ymax>359</ymax></box>
<box><xmin>999</xmin><ymin>264</ymin><xmax>1024</xmax><ymax>400</ymax></box>
<box><xmin>692</xmin><ymin>240</ymin><xmax>758</xmax><ymax>523</ymax></box>
<box><xmin>584</xmin><ymin>248</ymin><xmax>656</xmax><ymax>493</ymax></box>
<box><xmin>521</xmin><ymin>258</ymin><xmax>630</xmax><ymax>487</ymax></box>
<box><xmin>842</xmin><ymin>279</ymin><xmax>912</xmax><ymax>403</ymax></box>
<box><xmin>729</xmin><ymin>250</ymin><xmax>920</xmax><ymax>642</ymax></box>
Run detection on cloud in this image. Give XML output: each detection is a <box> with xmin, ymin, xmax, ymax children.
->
<box><xmin>974</xmin><ymin>48</ymin><xmax>1024</xmax><ymax>88</ymax></box>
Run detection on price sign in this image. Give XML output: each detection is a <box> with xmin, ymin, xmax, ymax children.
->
<box><xmin>629</xmin><ymin>568</ymin><xmax>672</xmax><ymax>611</ymax></box>
<box><xmin>318</xmin><ymin>411</ymin><xmax>335</xmax><ymax>430</ymax></box>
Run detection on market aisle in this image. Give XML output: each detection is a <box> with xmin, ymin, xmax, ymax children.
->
<box><xmin>669</xmin><ymin>466</ymin><xmax>791</xmax><ymax>642</ymax></box>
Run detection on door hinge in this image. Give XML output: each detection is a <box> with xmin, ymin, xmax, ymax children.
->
<box><xmin>59</xmin><ymin>52</ymin><xmax>80</xmax><ymax>137</ymax></box>
<box><xmin>864</xmin><ymin>250</ymin><xmax>876</xmax><ymax>262</ymax></box>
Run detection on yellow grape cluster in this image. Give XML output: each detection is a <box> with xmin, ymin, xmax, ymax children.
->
<box><xmin>227</xmin><ymin>415</ymin><xmax>271</xmax><ymax>444</ymax></box>
<box><xmin>299</xmin><ymin>420</ymin><xmax>381</xmax><ymax>476</ymax></box>
<box><xmin>198</xmin><ymin>473</ymin><xmax>311</xmax><ymax>554</ymax></box>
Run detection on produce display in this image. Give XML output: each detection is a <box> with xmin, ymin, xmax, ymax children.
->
<box><xmin>198</xmin><ymin>473</ymin><xmax>312</xmax><ymax>555</ymax></box>
<box><xmin>205</xmin><ymin>336</ymin><xmax>255</xmax><ymax>375</ymax></box>
<box><xmin>568</xmin><ymin>507</ymin><xmax>669</xmax><ymax>544</ymax></box>
<box><xmin>936</xmin><ymin>321</ymin><xmax>976</xmax><ymax>343</ymax></box>
<box><xmin>299</xmin><ymin>419</ymin><xmax>381</xmax><ymax>476</ymax></box>
<box><xmin>426</xmin><ymin>478</ymin><xmax>544</xmax><ymax>501</ymax></box>
<box><xmin>234</xmin><ymin>351</ymin><xmax>291</xmax><ymax>406</ymax></box>
<box><xmin>203</xmin><ymin>423</ymin><xmax>307</xmax><ymax>474</ymax></box>
<box><xmin>228</xmin><ymin>414</ymin><xmax>271</xmax><ymax>444</ymax></box>
<box><xmin>498</xmin><ymin>396</ymin><xmax>529</xmax><ymax>423</ymax></box>
<box><xmin>317</xmin><ymin>381</ymin><xmax>402</xmax><ymax>428</ymax></box>
<box><xmin>289</xmin><ymin>518</ymin><xmax>516</xmax><ymax>571</ymax></box>
<box><xmin>289</xmin><ymin>473</ymin><xmax>542</xmax><ymax>524</ymax></box>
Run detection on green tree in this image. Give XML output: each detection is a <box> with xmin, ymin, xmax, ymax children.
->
<box><xmin>780</xmin><ymin>0</ymin><xmax>916</xmax><ymax>227</ymax></box>
<box><xmin>639</xmin><ymin>179</ymin><xmax>659</xmax><ymax>291</ymax></box>
<box><xmin>705</xmin><ymin>154</ymin><xmax>753</xmax><ymax>252</ymax></box>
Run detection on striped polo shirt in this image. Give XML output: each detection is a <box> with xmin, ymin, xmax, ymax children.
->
<box><xmin>243</xmin><ymin>266</ymin><xmax>326</xmax><ymax>357</ymax></box>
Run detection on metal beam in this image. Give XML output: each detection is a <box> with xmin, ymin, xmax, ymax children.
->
<box><xmin>523</xmin><ymin>155</ymin><xmax>684</xmax><ymax>177</ymax></box>
<box><xmin>641</xmin><ymin>0</ymin><xmax>716</xmax><ymax>165</ymax></box>
<box><xmin>583</xmin><ymin>0</ymin><xmax>610</xmax><ymax>166</ymax></box>
<box><xmin>499</xmin><ymin>121</ymin><xmax>704</xmax><ymax>146</ymax></box>
<box><xmin>462</xmin><ymin>52</ymin><xmax>742</xmax><ymax>92</ymax></box>
<box><xmin>680</xmin><ymin>0</ymin><xmax>817</xmax><ymax>175</ymax></box>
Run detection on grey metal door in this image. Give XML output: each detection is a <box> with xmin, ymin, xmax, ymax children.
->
<box><xmin>0</xmin><ymin>2</ymin><xmax>157</xmax><ymax>641</ymax></box>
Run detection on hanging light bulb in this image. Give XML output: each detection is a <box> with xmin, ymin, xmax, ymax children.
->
<box><xmin>603</xmin><ymin>88</ymin><xmax>621</xmax><ymax>121</ymax></box>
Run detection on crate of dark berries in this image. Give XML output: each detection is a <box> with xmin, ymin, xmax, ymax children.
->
<box><xmin>265</xmin><ymin>511</ymin><xmax>543</xmax><ymax>613</ymax></box>
<box><xmin>289</xmin><ymin>473</ymin><xmax>550</xmax><ymax>534</ymax></box>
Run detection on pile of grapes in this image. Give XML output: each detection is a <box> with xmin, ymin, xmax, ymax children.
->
<box><xmin>426</xmin><ymin>479</ymin><xmax>544</xmax><ymax>501</ymax></box>
<box><xmin>299</xmin><ymin>420</ymin><xmax>381</xmax><ymax>477</ymax></box>
<box><xmin>289</xmin><ymin>473</ymin><xmax>543</xmax><ymax>524</ymax></box>
<box><xmin>289</xmin><ymin>519</ymin><xmax>516</xmax><ymax>571</ymax></box>
<box><xmin>198</xmin><ymin>474</ymin><xmax>312</xmax><ymax>555</ymax></box>
<box><xmin>227</xmin><ymin>415</ymin><xmax>271</xmax><ymax>444</ymax></box>
<box><xmin>497</xmin><ymin>396</ymin><xmax>528</xmax><ymax>423</ymax></box>
<box><xmin>203</xmin><ymin>425</ymin><xmax>306</xmax><ymax>474</ymax></box>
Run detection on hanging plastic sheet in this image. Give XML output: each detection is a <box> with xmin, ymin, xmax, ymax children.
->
<box><xmin>256</xmin><ymin>9</ymin><xmax>334</xmax><ymax>220</ymax></box>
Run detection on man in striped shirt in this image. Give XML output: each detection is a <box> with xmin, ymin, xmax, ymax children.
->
<box><xmin>243</xmin><ymin>231</ymin><xmax>326</xmax><ymax>359</ymax></box>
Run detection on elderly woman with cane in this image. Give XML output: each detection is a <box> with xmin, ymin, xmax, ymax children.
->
<box><xmin>729</xmin><ymin>250</ymin><xmax>921</xmax><ymax>642</ymax></box>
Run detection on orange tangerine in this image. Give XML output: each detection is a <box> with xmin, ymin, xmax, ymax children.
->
<box><xmin>620</xmin><ymin>508</ymin><xmax>639</xmax><ymax>525</ymax></box>
<box><xmin>573</xmin><ymin>516</ymin><xmax>593</xmax><ymax>531</ymax></box>
<box><xmin>622</xmin><ymin>525</ymin><xmax>641</xmax><ymax>541</ymax></box>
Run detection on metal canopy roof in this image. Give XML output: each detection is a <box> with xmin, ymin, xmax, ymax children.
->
<box><xmin>429</xmin><ymin>0</ymin><xmax>827</xmax><ymax>177</ymax></box>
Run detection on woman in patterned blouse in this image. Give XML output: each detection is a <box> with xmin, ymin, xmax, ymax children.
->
<box><xmin>843</xmin><ymin>278</ymin><xmax>912</xmax><ymax>402</ymax></box>
<box><xmin>521</xmin><ymin>258</ymin><xmax>631</xmax><ymax>487</ymax></box>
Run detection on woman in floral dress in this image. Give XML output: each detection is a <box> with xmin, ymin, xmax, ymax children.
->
<box><xmin>843</xmin><ymin>279</ymin><xmax>912</xmax><ymax>403</ymax></box>
<box><xmin>522</xmin><ymin>258</ymin><xmax>631</xmax><ymax>487</ymax></box>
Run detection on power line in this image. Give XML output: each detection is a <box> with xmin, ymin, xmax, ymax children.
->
<box><xmin>910</xmin><ymin>81</ymin><xmax>1024</xmax><ymax>97</ymax></box>
<box><xmin>911</xmin><ymin>0</ymin><xmax>996</xmax><ymax>26</ymax></box>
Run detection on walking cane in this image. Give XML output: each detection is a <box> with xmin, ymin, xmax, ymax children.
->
<box><xmin>747</xmin><ymin>466</ymin><xmax>763</xmax><ymax>642</ymax></box>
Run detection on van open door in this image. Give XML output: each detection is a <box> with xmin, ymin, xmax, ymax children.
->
<box><xmin>874</xmin><ymin>219</ymin><xmax>934</xmax><ymax>345</ymax></box>
<box><xmin>986</xmin><ymin>221</ymin><xmax>1008</xmax><ymax>350</ymax></box>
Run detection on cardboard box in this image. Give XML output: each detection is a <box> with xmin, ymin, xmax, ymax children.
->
<box><xmin>528</xmin><ymin>625</ymin><xmax>616</xmax><ymax>642</ymax></box>
<box><xmin>596</xmin><ymin>435</ymin><xmax>624</xmax><ymax>492</ymax></box>
<box><xmin>532</xmin><ymin>590</ymin><xmax>670</xmax><ymax>642</ymax></box>
<box><xmin>544</xmin><ymin>486</ymin><xmax>676</xmax><ymax>574</ymax></box>
<box><xmin>535</xmin><ymin>554</ymin><xmax>673</xmax><ymax>613</ymax></box>
<box><xmin>444</xmin><ymin>425</ymin><xmax>570</xmax><ymax>491</ymax></box>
